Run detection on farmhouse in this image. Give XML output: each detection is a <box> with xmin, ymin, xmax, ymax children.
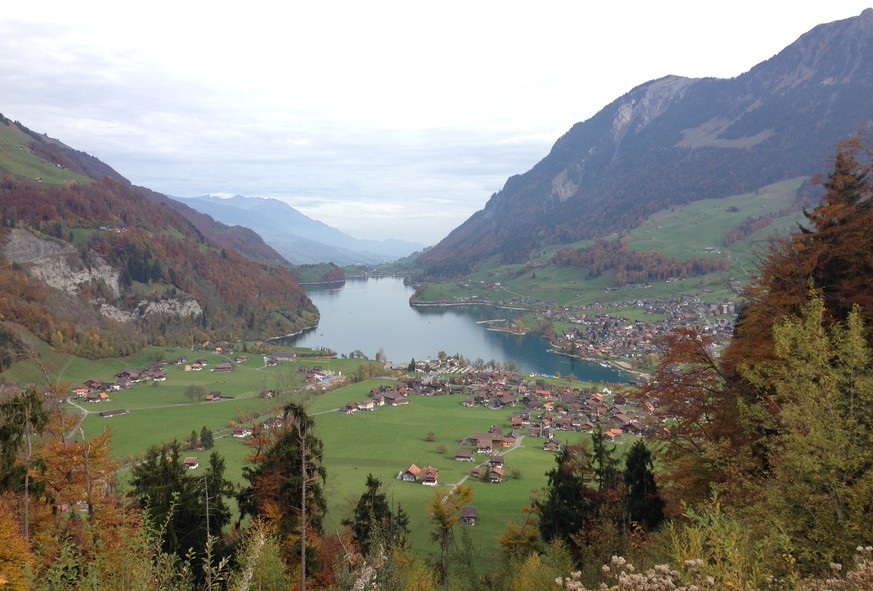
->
<box><xmin>454</xmin><ymin>449</ymin><xmax>473</xmax><ymax>462</ymax></box>
<box><xmin>421</xmin><ymin>465</ymin><xmax>439</xmax><ymax>486</ymax></box>
<box><xmin>543</xmin><ymin>439</ymin><xmax>561</xmax><ymax>452</ymax></box>
<box><xmin>270</xmin><ymin>351</ymin><xmax>296</xmax><ymax>363</ymax></box>
<box><xmin>459</xmin><ymin>505</ymin><xmax>478</xmax><ymax>526</ymax></box>
<box><xmin>488</xmin><ymin>466</ymin><xmax>504</xmax><ymax>483</ymax></box>
<box><xmin>232</xmin><ymin>425</ymin><xmax>252</xmax><ymax>438</ymax></box>
<box><xmin>262</xmin><ymin>416</ymin><xmax>283</xmax><ymax>430</ymax></box>
<box><xmin>115</xmin><ymin>369</ymin><xmax>144</xmax><ymax>382</ymax></box>
<box><xmin>183</xmin><ymin>457</ymin><xmax>199</xmax><ymax>470</ymax></box>
<box><xmin>401</xmin><ymin>464</ymin><xmax>421</xmax><ymax>482</ymax></box>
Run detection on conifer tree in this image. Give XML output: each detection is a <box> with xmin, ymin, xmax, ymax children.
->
<box><xmin>622</xmin><ymin>440</ymin><xmax>665</xmax><ymax>531</ymax></box>
<box><xmin>536</xmin><ymin>443</ymin><xmax>595</xmax><ymax>550</ymax></box>
<box><xmin>343</xmin><ymin>473</ymin><xmax>408</xmax><ymax>556</ymax></box>
<box><xmin>200</xmin><ymin>426</ymin><xmax>214</xmax><ymax>450</ymax></box>
<box><xmin>591</xmin><ymin>428</ymin><xmax>620</xmax><ymax>492</ymax></box>
<box><xmin>238</xmin><ymin>402</ymin><xmax>326</xmax><ymax>581</ymax></box>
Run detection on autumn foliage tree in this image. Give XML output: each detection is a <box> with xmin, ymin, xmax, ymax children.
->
<box><xmin>638</xmin><ymin>328</ymin><xmax>747</xmax><ymax>508</ymax></box>
<box><xmin>640</xmin><ymin>136</ymin><xmax>873</xmax><ymax>575</ymax></box>
<box><xmin>740</xmin><ymin>295</ymin><xmax>873</xmax><ymax>569</ymax></box>
<box><xmin>427</xmin><ymin>483</ymin><xmax>473</xmax><ymax>582</ymax></box>
<box><xmin>0</xmin><ymin>495</ymin><xmax>32</xmax><ymax>591</ymax></box>
<box><xmin>725</xmin><ymin>135</ymin><xmax>873</xmax><ymax>373</ymax></box>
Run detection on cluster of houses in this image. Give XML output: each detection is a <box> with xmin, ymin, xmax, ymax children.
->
<box><xmin>390</xmin><ymin>368</ymin><xmax>652</xmax><ymax>440</ymax></box>
<box><xmin>70</xmin><ymin>366</ymin><xmax>168</xmax><ymax>404</ymax></box>
<box><xmin>339</xmin><ymin>384</ymin><xmax>411</xmax><ymax>414</ymax></box>
<box><xmin>548</xmin><ymin>294</ymin><xmax>736</xmax><ymax>368</ymax></box>
<box><xmin>454</xmin><ymin>448</ymin><xmax>507</xmax><ymax>483</ymax></box>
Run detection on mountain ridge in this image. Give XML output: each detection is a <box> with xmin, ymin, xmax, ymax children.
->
<box><xmin>174</xmin><ymin>194</ymin><xmax>425</xmax><ymax>265</ymax></box>
<box><xmin>417</xmin><ymin>9</ymin><xmax>873</xmax><ymax>276</ymax></box>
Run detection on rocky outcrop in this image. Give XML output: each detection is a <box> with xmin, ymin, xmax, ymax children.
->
<box><xmin>98</xmin><ymin>297</ymin><xmax>202</xmax><ymax>322</ymax></box>
<box><xmin>3</xmin><ymin>228</ymin><xmax>200</xmax><ymax>322</ymax></box>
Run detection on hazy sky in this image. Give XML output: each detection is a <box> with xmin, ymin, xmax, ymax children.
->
<box><xmin>2</xmin><ymin>2</ymin><xmax>870</xmax><ymax>245</ymax></box>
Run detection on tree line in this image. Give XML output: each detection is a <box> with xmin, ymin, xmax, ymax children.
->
<box><xmin>553</xmin><ymin>239</ymin><xmax>729</xmax><ymax>286</ymax></box>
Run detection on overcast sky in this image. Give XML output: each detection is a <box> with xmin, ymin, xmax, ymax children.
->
<box><xmin>2</xmin><ymin>2</ymin><xmax>870</xmax><ymax>245</ymax></box>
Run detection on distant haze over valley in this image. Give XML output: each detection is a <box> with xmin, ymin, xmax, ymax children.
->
<box><xmin>174</xmin><ymin>194</ymin><xmax>425</xmax><ymax>265</ymax></box>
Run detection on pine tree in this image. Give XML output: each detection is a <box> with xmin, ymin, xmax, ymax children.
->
<box><xmin>342</xmin><ymin>473</ymin><xmax>408</xmax><ymax>555</ymax></box>
<box><xmin>200</xmin><ymin>426</ymin><xmax>214</xmax><ymax>450</ymax></box>
<box><xmin>536</xmin><ymin>443</ymin><xmax>596</xmax><ymax>548</ymax></box>
<box><xmin>623</xmin><ymin>440</ymin><xmax>665</xmax><ymax>531</ymax></box>
<box><xmin>238</xmin><ymin>402</ymin><xmax>326</xmax><ymax>580</ymax></box>
<box><xmin>129</xmin><ymin>440</ymin><xmax>233</xmax><ymax>565</ymax></box>
<box><xmin>591</xmin><ymin>427</ymin><xmax>620</xmax><ymax>492</ymax></box>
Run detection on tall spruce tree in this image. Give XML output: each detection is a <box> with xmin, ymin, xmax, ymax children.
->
<box><xmin>200</xmin><ymin>426</ymin><xmax>214</xmax><ymax>450</ymax></box>
<box><xmin>238</xmin><ymin>401</ymin><xmax>326</xmax><ymax>580</ymax></box>
<box><xmin>343</xmin><ymin>473</ymin><xmax>409</xmax><ymax>556</ymax></box>
<box><xmin>591</xmin><ymin>428</ymin><xmax>620</xmax><ymax>492</ymax></box>
<box><xmin>129</xmin><ymin>441</ymin><xmax>233</xmax><ymax>564</ymax></box>
<box><xmin>623</xmin><ymin>440</ymin><xmax>665</xmax><ymax>531</ymax></box>
<box><xmin>536</xmin><ymin>443</ymin><xmax>596</xmax><ymax>548</ymax></box>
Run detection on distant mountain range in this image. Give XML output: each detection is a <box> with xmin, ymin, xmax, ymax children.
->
<box><xmin>417</xmin><ymin>9</ymin><xmax>873</xmax><ymax>276</ymax></box>
<box><xmin>174</xmin><ymin>195</ymin><xmax>424</xmax><ymax>266</ymax></box>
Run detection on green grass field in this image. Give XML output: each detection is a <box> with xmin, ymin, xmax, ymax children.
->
<box><xmin>32</xmin><ymin>346</ymin><xmax>625</xmax><ymax>571</ymax></box>
<box><xmin>0</xmin><ymin>121</ymin><xmax>92</xmax><ymax>185</ymax></box>
<box><xmin>312</xmin><ymin>391</ymin><xmax>617</xmax><ymax>569</ymax></box>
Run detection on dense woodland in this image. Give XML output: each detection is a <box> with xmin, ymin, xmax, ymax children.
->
<box><xmin>553</xmin><ymin>240</ymin><xmax>729</xmax><ymax>286</ymax></box>
<box><xmin>0</xmin><ymin>177</ymin><xmax>318</xmax><ymax>359</ymax></box>
<box><xmin>0</xmin><ymin>141</ymin><xmax>871</xmax><ymax>589</ymax></box>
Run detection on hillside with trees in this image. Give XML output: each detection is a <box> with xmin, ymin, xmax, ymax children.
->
<box><xmin>0</xmin><ymin>174</ymin><xmax>318</xmax><ymax>359</ymax></box>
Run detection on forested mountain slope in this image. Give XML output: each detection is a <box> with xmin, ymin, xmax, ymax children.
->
<box><xmin>418</xmin><ymin>9</ymin><xmax>873</xmax><ymax>276</ymax></box>
<box><xmin>0</xmin><ymin>117</ymin><xmax>317</xmax><ymax>362</ymax></box>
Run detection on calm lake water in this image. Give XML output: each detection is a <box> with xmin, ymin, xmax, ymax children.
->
<box><xmin>285</xmin><ymin>277</ymin><xmax>629</xmax><ymax>383</ymax></box>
